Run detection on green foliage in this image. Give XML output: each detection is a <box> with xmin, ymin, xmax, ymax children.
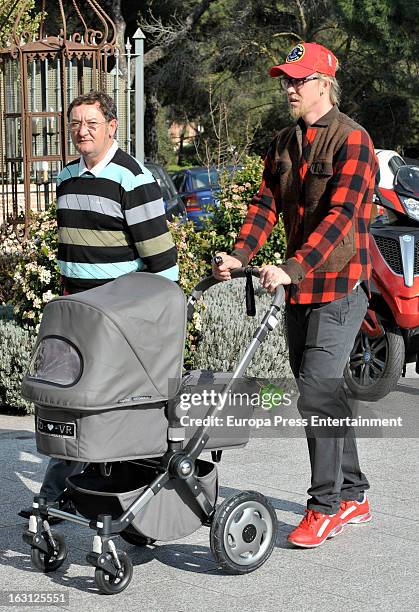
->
<box><xmin>0</xmin><ymin>0</ymin><xmax>41</xmax><ymax>47</ymax></box>
<box><xmin>192</xmin><ymin>278</ymin><xmax>291</xmax><ymax>378</ymax></box>
<box><xmin>168</xmin><ymin>218</ymin><xmax>211</xmax><ymax>368</ymax></box>
<box><xmin>201</xmin><ymin>155</ymin><xmax>287</xmax><ymax>267</ymax></box>
<box><xmin>156</xmin><ymin>107</ymin><xmax>177</xmax><ymax>167</ymax></box>
<box><xmin>169</xmin><ymin>219</ymin><xmax>211</xmax><ymax>295</ymax></box>
<box><xmin>11</xmin><ymin>204</ymin><xmax>61</xmax><ymax>328</ymax></box>
<box><xmin>138</xmin><ymin>0</ymin><xmax>418</xmax><ymax>157</ymax></box>
<box><xmin>169</xmin><ymin>154</ymin><xmax>287</xmax><ymax>367</ymax></box>
<box><xmin>0</xmin><ymin>233</ymin><xmax>24</xmax><ymax>306</ymax></box>
<box><xmin>0</xmin><ymin>320</ymin><xmax>35</xmax><ymax>414</ymax></box>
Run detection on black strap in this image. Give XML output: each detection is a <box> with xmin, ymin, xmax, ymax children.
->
<box><xmin>245</xmin><ymin>268</ymin><xmax>256</xmax><ymax>317</ymax></box>
<box><xmin>211</xmin><ymin>450</ymin><xmax>223</xmax><ymax>463</ymax></box>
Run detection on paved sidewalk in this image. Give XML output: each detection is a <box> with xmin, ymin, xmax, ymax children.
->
<box><xmin>0</xmin><ymin>375</ymin><xmax>418</xmax><ymax>612</ymax></box>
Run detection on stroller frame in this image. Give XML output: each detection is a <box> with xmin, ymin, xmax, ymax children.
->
<box><xmin>23</xmin><ymin>268</ymin><xmax>285</xmax><ymax>594</ymax></box>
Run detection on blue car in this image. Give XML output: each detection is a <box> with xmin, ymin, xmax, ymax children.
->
<box><xmin>171</xmin><ymin>166</ymin><xmax>241</xmax><ymax>228</ymax></box>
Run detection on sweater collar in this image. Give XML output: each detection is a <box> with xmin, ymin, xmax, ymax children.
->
<box><xmin>78</xmin><ymin>140</ymin><xmax>118</xmax><ymax>177</ymax></box>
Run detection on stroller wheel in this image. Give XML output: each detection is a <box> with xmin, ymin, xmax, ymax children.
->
<box><xmin>30</xmin><ymin>531</ymin><xmax>68</xmax><ymax>573</ymax></box>
<box><xmin>210</xmin><ymin>490</ymin><xmax>277</xmax><ymax>574</ymax></box>
<box><xmin>120</xmin><ymin>528</ymin><xmax>155</xmax><ymax>547</ymax></box>
<box><xmin>94</xmin><ymin>550</ymin><xmax>133</xmax><ymax>595</ymax></box>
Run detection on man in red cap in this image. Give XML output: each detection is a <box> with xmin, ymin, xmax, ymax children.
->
<box><xmin>213</xmin><ymin>41</ymin><xmax>377</xmax><ymax>548</ymax></box>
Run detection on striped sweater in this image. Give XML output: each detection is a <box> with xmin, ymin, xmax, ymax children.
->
<box><xmin>56</xmin><ymin>146</ymin><xmax>178</xmax><ymax>293</ymax></box>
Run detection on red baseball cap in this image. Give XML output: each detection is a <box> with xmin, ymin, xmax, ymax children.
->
<box><xmin>269</xmin><ymin>42</ymin><xmax>338</xmax><ymax>78</ymax></box>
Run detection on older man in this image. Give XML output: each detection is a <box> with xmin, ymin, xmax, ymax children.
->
<box><xmin>20</xmin><ymin>90</ymin><xmax>178</xmax><ymax>519</ymax></box>
<box><xmin>213</xmin><ymin>42</ymin><xmax>377</xmax><ymax>548</ymax></box>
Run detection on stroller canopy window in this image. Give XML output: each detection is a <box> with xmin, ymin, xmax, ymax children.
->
<box><xmin>28</xmin><ymin>336</ymin><xmax>82</xmax><ymax>387</ymax></box>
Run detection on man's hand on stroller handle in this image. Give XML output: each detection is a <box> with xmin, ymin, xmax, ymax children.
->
<box><xmin>259</xmin><ymin>265</ymin><xmax>291</xmax><ymax>293</ymax></box>
<box><xmin>212</xmin><ymin>253</ymin><xmax>242</xmax><ymax>280</ymax></box>
<box><xmin>213</xmin><ymin>254</ymin><xmax>291</xmax><ymax>293</ymax></box>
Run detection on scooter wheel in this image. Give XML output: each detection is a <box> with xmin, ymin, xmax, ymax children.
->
<box><xmin>344</xmin><ymin>328</ymin><xmax>405</xmax><ymax>401</ymax></box>
<box><xmin>94</xmin><ymin>550</ymin><xmax>133</xmax><ymax>595</ymax></box>
<box><xmin>30</xmin><ymin>531</ymin><xmax>67</xmax><ymax>573</ymax></box>
<box><xmin>210</xmin><ymin>490</ymin><xmax>277</xmax><ymax>574</ymax></box>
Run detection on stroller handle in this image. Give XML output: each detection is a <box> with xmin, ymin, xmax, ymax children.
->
<box><xmin>187</xmin><ymin>266</ymin><xmax>285</xmax><ymax>321</ymax></box>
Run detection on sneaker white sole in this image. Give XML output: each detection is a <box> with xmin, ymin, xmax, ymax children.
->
<box><xmin>346</xmin><ymin>513</ymin><xmax>372</xmax><ymax>524</ymax></box>
<box><xmin>288</xmin><ymin>524</ymin><xmax>344</xmax><ymax>548</ymax></box>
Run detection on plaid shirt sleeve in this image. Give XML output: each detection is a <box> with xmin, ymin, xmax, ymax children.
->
<box><xmin>232</xmin><ymin>145</ymin><xmax>279</xmax><ymax>265</ymax></box>
<box><xmin>279</xmin><ymin>129</ymin><xmax>377</xmax><ymax>283</ymax></box>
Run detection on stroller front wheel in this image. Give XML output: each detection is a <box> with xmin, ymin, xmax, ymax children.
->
<box><xmin>210</xmin><ymin>490</ymin><xmax>277</xmax><ymax>574</ymax></box>
<box><xmin>94</xmin><ymin>550</ymin><xmax>133</xmax><ymax>595</ymax></box>
<box><xmin>30</xmin><ymin>530</ymin><xmax>68</xmax><ymax>573</ymax></box>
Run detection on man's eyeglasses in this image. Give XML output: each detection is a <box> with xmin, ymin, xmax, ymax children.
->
<box><xmin>69</xmin><ymin>120</ymin><xmax>107</xmax><ymax>132</ymax></box>
<box><xmin>280</xmin><ymin>76</ymin><xmax>320</xmax><ymax>90</ymax></box>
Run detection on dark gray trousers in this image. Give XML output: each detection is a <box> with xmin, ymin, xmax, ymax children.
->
<box><xmin>39</xmin><ymin>458</ymin><xmax>84</xmax><ymax>502</ymax></box>
<box><xmin>285</xmin><ymin>284</ymin><xmax>370</xmax><ymax>514</ymax></box>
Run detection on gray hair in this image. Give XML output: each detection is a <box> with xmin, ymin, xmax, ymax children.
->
<box><xmin>316</xmin><ymin>73</ymin><xmax>341</xmax><ymax>105</ymax></box>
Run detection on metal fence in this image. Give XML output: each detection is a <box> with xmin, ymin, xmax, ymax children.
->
<box><xmin>0</xmin><ymin>29</ymin><xmax>145</xmax><ymax>238</ymax></box>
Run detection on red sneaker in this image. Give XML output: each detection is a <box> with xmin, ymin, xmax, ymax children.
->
<box><xmin>287</xmin><ymin>509</ymin><xmax>343</xmax><ymax>548</ymax></box>
<box><xmin>337</xmin><ymin>494</ymin><xmax>372</xmax><ymax>525</ymax></box>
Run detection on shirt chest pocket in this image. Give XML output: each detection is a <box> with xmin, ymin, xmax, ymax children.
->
<box><xmin>305</xmin><ymin>160</ymin><xmax>334</xmax><ymax>209</ymax></box>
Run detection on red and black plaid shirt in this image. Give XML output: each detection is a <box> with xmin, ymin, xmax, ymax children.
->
<box><xmin>233</xmin><ymin>114</ymin><xmax>378</xmax><ymax>304</ymax></box>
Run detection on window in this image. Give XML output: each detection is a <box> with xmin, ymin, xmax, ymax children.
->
<box><xmin>28</xmin><ymin>336</ymin><xmax>82</xmax><ymax>387</ymax></box>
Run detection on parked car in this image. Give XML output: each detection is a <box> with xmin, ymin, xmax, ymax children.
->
<box><xmin>171</xmin><ymin>166</ymin><xmax>241</xmax><ymax>228</ymax></box>
<box><xmin>144</xmin><ymin>161</ymin><xmax>187</xmax><ymax>224</ymax></box>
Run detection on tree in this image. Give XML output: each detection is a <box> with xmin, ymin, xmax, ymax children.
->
<box><xmin>0</xmin><ymin>0</ymin><xmax>40</xmax><ymax>47</ymax></box>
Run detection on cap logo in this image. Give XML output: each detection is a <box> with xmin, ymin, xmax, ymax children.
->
<box><xmin>286</xmin><ymin>43</ymin><xmax>305</xmax><ymax>63</ymax></box>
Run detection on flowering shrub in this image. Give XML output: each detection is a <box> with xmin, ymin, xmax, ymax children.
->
<box><xmin>0</xmin><ymin>320</ymin><xmax>35</xmax><ymax>414</ymax></box>
<box><xmin>192</xmin><ymin>278</ymin><xmax>291</xmax><ymax>377</ymax></box>
<box><xmin>168</xmin><ymin>219</ymin><xmax>211</xmax><ymax>295</ymax></box>
<box><xmin>168</xmin><ymin>219</ymin><xmax>212</xmax><ymax>367</ymax></box>
<box><xmin>0</xmin><ymin>233</ymin><xmax>25</xmax><ymax>306</ymax></box>
<box><xmin>11</xmin><ymin>204</ymin><xmax>61</xmax><ymax>327</ymax></box>
<box><xmin>201</xmin><ymin>155</ymin><xmax>287</xmax><ymax>267</ymax></box>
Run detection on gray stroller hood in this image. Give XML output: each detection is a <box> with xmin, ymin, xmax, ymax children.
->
<box><xmin>22</xmin><ymin>272</ymin><xmax>186</xmax><ymax>410</ymax></box>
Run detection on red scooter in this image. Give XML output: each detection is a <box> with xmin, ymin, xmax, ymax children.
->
<box><xmin>344</xmin><ymin>164</ymin><xmax>419</xmax><ymax>400</ymax></box>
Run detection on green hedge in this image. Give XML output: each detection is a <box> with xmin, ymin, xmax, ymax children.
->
<box><xmin>0</xmin><ymin>321</ymin><xmax>35</xmax><ymax>414</ymax></box>
<box><xmin>191</xmin><ymin>278</ymin><xmax>291</xmax><ymax>378</ymax></box>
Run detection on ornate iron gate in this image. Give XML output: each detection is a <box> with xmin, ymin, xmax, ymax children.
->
<box><xmin>0</xmin><ymin>1</ymin><xmax>141</xmax><ymax>238</ymax></box>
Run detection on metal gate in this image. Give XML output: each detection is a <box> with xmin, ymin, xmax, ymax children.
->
<box><xmin>0</xmin><ymin>1</ymin><xmax>144</xmax><ymax>238</ymax></box>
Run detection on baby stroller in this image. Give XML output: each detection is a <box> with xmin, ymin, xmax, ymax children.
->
<box><xmin>21</xmin><ymin>269</ymin><xmax>284</xmax><ymax>595</ymax></box>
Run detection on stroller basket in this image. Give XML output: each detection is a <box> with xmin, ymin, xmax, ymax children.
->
<box><xmin>67</xmin><ymin>459</ymin><xmax>218</xmax><ymax>541</ymax></box>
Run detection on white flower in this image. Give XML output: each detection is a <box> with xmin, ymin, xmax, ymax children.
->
<box><xmin>38</xmin><ymin>267</ymin><xmax>51</xmax><ymax>284</ymax></box>
<box><xmin>192</xmin><ymin>312</ymin><xmax>202</xmax><ymax>332</ymax></box>
<box><xmin>33</xmin><ymin>298</ymin><xmax>42</xmax><ymax>309</ymax></box>
<box><xmin>42</xmin><ymin>290</ymin><xmax>54</xmax><ymax>303</ymax></box>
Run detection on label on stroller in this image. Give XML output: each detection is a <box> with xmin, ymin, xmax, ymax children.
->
<box><xmin>36</xmin><ymin>417</ymin><xmax>76</xmax><ymax>438</ymax></box>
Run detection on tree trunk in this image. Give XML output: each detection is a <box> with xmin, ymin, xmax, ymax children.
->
<box><xmin>144</xmin><ymin>84</ymin><xmax>159</xmax><ymax>162</ymax></box>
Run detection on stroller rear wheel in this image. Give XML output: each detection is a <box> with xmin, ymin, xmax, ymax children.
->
<box><xmin>94</xmin><ymin>550</ymin><xmax>133</xmax><ymax>595</ymax></box>
<box><xmin>210</xmin><ymin>490</ymin><xmax>277</xmax><ymax>574</ymax></box>
<box><xmin>30</xmin><ymin>530</ymin><xmax>68</xmax><ymax>573</ymax></box>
